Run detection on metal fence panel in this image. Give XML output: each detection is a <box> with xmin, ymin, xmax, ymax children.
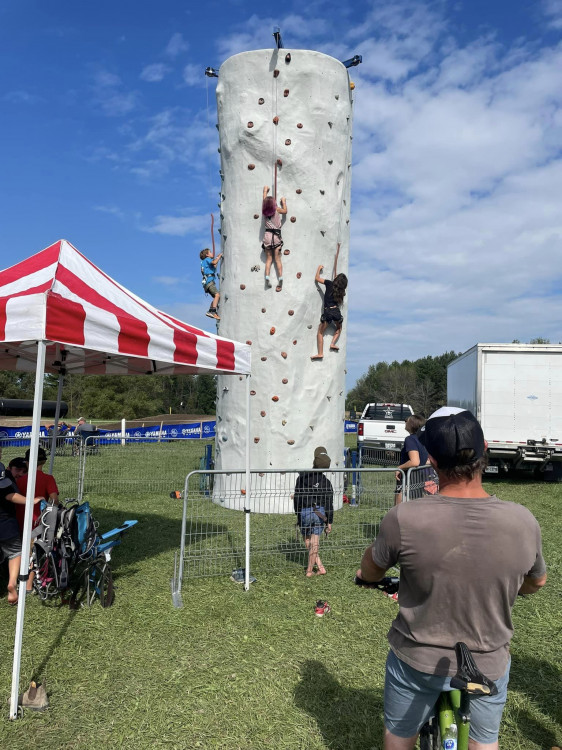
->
<box><xmin>406</xmin><ymin>465</ymin><xmax>439</xmax><ymax>500</ymax></box>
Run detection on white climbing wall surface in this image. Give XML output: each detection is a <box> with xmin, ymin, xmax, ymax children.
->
<box><xmin>214</xmin><ymin>48</ymin><xmax>353</xmax><ymax>512</ymax></box>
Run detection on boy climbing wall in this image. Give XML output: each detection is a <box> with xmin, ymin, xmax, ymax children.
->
<box><xmin>200</xmin><ymin>247</ymin><xmax>223</xmax><ymax>320</ymax></box>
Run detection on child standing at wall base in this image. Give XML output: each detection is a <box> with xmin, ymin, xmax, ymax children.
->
<box><xmin>261</xmin><ymin>186</ymin><xmax>287</xmax><ymax>292</ymax></box>
<box><xmin>200</xmin><ymin>248</ymin><xmax>223</xmax><ymax>320</ymax></box>
<box><xmin>311</xmin><ymin>256</ymin><xmax>348</xmax><ymax>360</ymax></box>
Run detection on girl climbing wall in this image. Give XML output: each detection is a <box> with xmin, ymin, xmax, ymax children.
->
<box><xmin>261</xmin><ymin>185</ymin><xmax>287</xmax><ymax>292</ymax></box>
<box><xmin>311</xmin><ymin>246</ymin><xmax>348</xmax><ymax>360</ymax></box>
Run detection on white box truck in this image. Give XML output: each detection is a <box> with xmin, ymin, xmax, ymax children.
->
<box><xmin>447</xmin><ymin>343</ymin><xmax>562</xmax><ymax>477</ymax></box>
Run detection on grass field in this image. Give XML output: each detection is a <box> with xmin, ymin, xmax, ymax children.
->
<box><xmin>0</xmin><ymin>439</ymin><xmax>560</xmax><ymax>749</ymax></box>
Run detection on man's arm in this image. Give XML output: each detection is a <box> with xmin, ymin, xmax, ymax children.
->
<box><xmin>358</xmin><ymin>544</ymin><xmax>388</xmax><ymax>582</ymax></box>
<box><xmin>518</xmin><ymin>573</ymin><xmax>547</xmax><ymax>595</ymax></box>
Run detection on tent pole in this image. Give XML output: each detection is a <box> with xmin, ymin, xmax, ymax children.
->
<box><xmin>244</xmin><ymin>374</ymin><xmax>251</xmax><ymax>591</ymax></box>
<box><xmin>10</xmin><ymin>340</ymin><xmax>46</xmax><ymax>720</ymax></box>
<box><xmin>48</xmin><ymin>372</ymin><xmax>65</xmax><ymax>475</ymax></box>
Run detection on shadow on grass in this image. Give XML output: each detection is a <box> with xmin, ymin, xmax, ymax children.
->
<box><xmin>294</xmin><ymin>660</ymin><xmax>384</xmax><ymax>750</ymax></box>
<box><xmin>509</xmin><ymin>652</ymin><xmax>562</xmax><ymax>747</ymax></box>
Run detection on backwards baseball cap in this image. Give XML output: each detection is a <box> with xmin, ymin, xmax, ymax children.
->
<box><xmin>419</xmin><ymin>406</ymin><xmax>485</xmax><ymax>468</ymax></box>
<box><xmin>0</xmin><ymin>462</ymin><xmax>15</xmax><ymax>489</ymax></box>
<box><xmin>313</xmin><ymin>446</ymin><xmax>331</xmax><ymax>469</ymax></box>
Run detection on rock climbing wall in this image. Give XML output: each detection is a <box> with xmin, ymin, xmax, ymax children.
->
<box><xmin>214</xmin><ymin>48</ymin><xmax>353</xmax><ymax>512</ymax></box>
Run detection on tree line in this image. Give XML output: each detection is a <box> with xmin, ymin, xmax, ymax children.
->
<box><xmin>0</xmin><ymin>372</ymin><xmax>217</xmax><ymax>420</ymax></box>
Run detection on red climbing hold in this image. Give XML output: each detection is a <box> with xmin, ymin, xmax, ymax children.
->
<box><xmin>261</xmin><ymin>356</ymin><xmax>267</xmax><ymax>361</ymax></box>
<box><xmin>248</xmin><ymin>164</ymin><xmax>255</xmax><ymax>170</ymax></box>
<box><xmin>273</xmin><ymin>116</ymin><xmax>279</xmax><ymax>125</ymax></box>
<box><xmin>284</xmin><ymin>89</ymin><xmax>289</xmax><ymax>97</ymax></box>
<box><xmin>283</xmin><ymin>249</ymin><xmax>290</xmax><ymax>255</ymax></box>
<box><xmin>272</xmin><ymin>395</ymin><xmax>279</xmax><ymax>402</ymax></box>
<box><xmin>296</xmin><ymin>188</ymin><xmax>302</xmax><ymax>194</ymax></box>
<box><xmin>285</xmin><ymin>139</ymin><xmax>291</xmax><ymax>145</ymax></box>
<box><xmin>273</xmin><ymin>69</ymin><xmax>279</xmax><ymax>77</ymax></box>
<box><xmin>250</xmin><ymin>390</ymin><xmax>256</xmax><ymax>396</ymax></box>
<box><xmin>282</xmin><ymin>378</ymin><xmax>288</xmax><ymax>384</ymax></box>
<box><xmin>260</xmin><ymin>411</ymin><xmax>266</xmax><ymax>417</ymax></box>
<box><xmin>287</xmin><ymin>439</ymin><xmax>295</xmax><ymax>445</ymax></box>
<box><xmin>254</xmin><ymin>438</ymin><xmax>260</xmax><ymax>444</ymax></box>
<box><xmin>296</xmin><ymin>272</ymin><xmax>302</xmax><ymax>279</ymax></box>
<box><xmin>247</xmin><ymin>122</ymin><xmax>254</xmax><ymax>128</ymax></box>
<box><xmin>297</xmin><ymin>123</ymin><xmax>303</xmax><ymax>128</ymax></box>
<box><xmin>240</xmin><ymin>284</ymin><xmax>246</xmax><ymax>290</ymax></box>
<box><xmin>293</xmin><ymin>340</ymin><xmax>297</xmax><ymax>345</ymax></box>
<box><xmin>258</xmin><ymin>98</ymin><xmax>264</xmax><ymax>104</ymax></box>
<box><xmin>254</xmin><ymin>214</ymin><xmax>259</xmax><ymax>219</ymax></box>
<box><xmin>290</xmin><ymin>216</ymin><xmax>296</xmax><ymax>223</ymax></box>
<box><xmin>288</xmin><ymin>310</ymin><xmax>294</xmax><ymax>316</ymax></box>
<box><xmin>270</xmin><ymin>327</ymin><xmax>276</xmax><ymax>335</ymax></box>
<box><xmin>246</xmin><ymin>340</ymin><xmax>252</xmax><ymax>345</ymax></box>
<box><xmin>285</xmin><ymin>53</ymin><xmax>291</xmax><ymax>63</ymax></box>
<box><xmin>261</xmin><ymin>308</ymin><xmax>266</xmax><ymax>313</ymax></box>
<box><xmin>281</xmin><ymin>351</ymin><xmax>287</xmax><ymax>359</ymax></box>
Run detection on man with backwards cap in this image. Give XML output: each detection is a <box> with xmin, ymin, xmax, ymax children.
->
<box><xmin>357</xmin><ymin>407</ymin><xmax>547</xmax><ymax>750</ymax></box>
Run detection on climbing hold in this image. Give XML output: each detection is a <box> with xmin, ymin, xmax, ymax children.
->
<box><xmin>319</xmin><ymin>190</ymin><xmax>325</xmax><ymax>195</ymax></box>
<box><xmin>307</xmin><ymin>324</ymin><xmax>312</xmax><ymax>329</ymax></box>
<box><xmin>285</xmin><ymin>139</ymin><xmax>291</xmax><ymax>145</ymax></box>
<box><xmin>272</xmin><ymin>395</ymin><xmax>279</xmax><ymax>402</ymax></box>
<box><xmin>224</xmin><ymin>294</ymin><xmax>228</xmax><ymax>300</ymax></box>
<box><xmin>258</xmin><ymin>97</ymin><xmax>264</xmax><ymax>104</ymax></box>
<box><xmin>254</xmin><ymin>438</ymin><xmax>260</xmax><ymax>443</ymax></box>
<box><xmin>247</xmin><ymin>122</ymin><xmax>254</xmax><ymax>128</ymax></box>
<box><xmin>285</xmin><ymin>53</ymin><xmax>291</xmax><ymax>63</ymax></box>
<box><xmin>309</xmin><ymin>425</ymin><xmax>314</xmax><ymax>431</ymax></box>
<box><xmin>327</xmin><ymin>395</ymin><xmax>332</xmax><ymax>401</ymax></box>
<box><xmin>350</xmin><ymin>81</ymin><xmax>355</xmax><ymax>90</ymax></box>
<box><xmin>273</xmin><ymin>116</ymin><xmax>279</xmax><ymax>125</ymax></box>
<box><xmin>283</xmin><ymin>249</ymin><xmax>290</xmax><ymax>255</ymax></box>
<box><xmin>273</xmin><ymin>69</ymin><xmax>279</xmax><ymax>77</ymax></box>
<box><xmin>328</xmin><ymin>160</ymin><xmax>333</xmax><ymax>165</ymax></box>
<box><xmin>287</xmin><ymin>439</ymin><xmax>295</xmax><ymax>445</ymax></box>
<box><xmin>276</xmin><ymin>158</ymin><xmax>283</xmax><ymax>167</ymax></box>
<box><xmin>217</xmin><ymin>148</ymin><xmax>221</xmax><ymax>152</ymax></box>
<box><xmin>290</xmin><ymin>216</ymin><xmax>296</xmax><ymax>223</ymax></box>
<box><xmin>240</xmin><ymin>284</ymin><xmax>246</xmax><ymax>290</ymax></box>
<box><xmin>296</xmin><ymin>188</ymin><xmax>302</xmax><ymax>194</ymax></box>
<box><xmin>284</xmin><ymin>89</ymin><xmax>289</xmax><ymax>97</ymax></box>
<box><xmin>281</xmin><ymin>351</ymin><xmax>287</xmax><ymax>359</ymax></box>
<box><xmin>246</xmin><ymin>340</ymin><xmax>252</xmax><ymax>345</ymax></box>
<box><xmin>270</xmin><ymin>327</ymin><xmax>276</xmax><ymax>335</ymax></box>
<box><xmin>293</xmin><ymin>339</ymin><xmax>297</xmax><ymax>345</ymax></box>
<box><xmin>335</xmin><ymin>94</ymin><xmax>339</xmax><ymax>100</ymax></box>
<box><xmin>288</xmin><ymin>310</ymin><xmax>294</xmax><ymax>316</ymax></box>
<box><xmin>261</xmin><ymin>356</ymin><xmax>267</xmax><ymax>361</ymax></box>
<box><xmin>248</xmin><ymin>164</ymin><xmax>255</xmax><ymax>170</ymax></box>
<box><xmin>239</xmin><ymin>376</ymin><xmax>243</xmax><ymax>380</ymax></box>
<box><xmin>282</xmin><ymin>420</ymin><xmax>287</xmax><ymax>426</ymax></box>
<box><xmin>261</xmin><ymin>308</ymin><xmax>266</xmax><ymax>313</ymax></box>
<box><xmin>282</xmin><ymin>378</ymin><xmax>288</xmax><ymax>384</ymax></box>
<box><xmin>296</xmin><ymin>272</ymin><xmax>302</xmax><ymax>279</ymax></box>
<box><xmin>250</xmin><ymin>390</ymin><xmax>256</xmax><ymax>396</ymax></box>
<box><xmin>260</xmin><ymin>411</ymin><xmax>266</xmax><ymax>417</ymax></box>
<box><xmin>216</xmin><ymin>123</ymin><xmax>219</xmax><ymax>130</ymax></box>
<box><xmin>328</xmin><ymin>121</ymin><xmax>333</xmax><ymax>128</ymax></box>
<box><xmin>320</xmin><ymin>230</ymin><xmax>326</xmax><ymax>236</ymax></box>
<box><xmin>259</xmin><ymin>472</ymin><xmax>265</xmax><ymax>477</ymax></box>
<box><xmin>346</xmin><ymin>219</ymin><xmax>350</xmax><ymax>224</ymax></box>
<box><xmin>254</xmin><ymin>214</ymin><xmax>259</xmax><ymax>219</ymax></box>
<box><xmin>297</xmin><ymin>123</ymin><xmax>303</xmax><ymax>128</ymax></box>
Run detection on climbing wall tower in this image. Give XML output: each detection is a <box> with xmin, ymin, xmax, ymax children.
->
<box><xmin>214</xmin><ymin>48</ymin><xmax>353</xmax><ymax>511</ymax></box>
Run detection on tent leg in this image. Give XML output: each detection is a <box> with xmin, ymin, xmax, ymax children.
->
<box><xmin>9</xmin><ymin>340</ymin><xmax>46</xmax><ymax>720</ymax></box>
<box><xmin>244</xmin><ymin>374</ymin><xmax>251</xmax><ymax>591</ymax></box>
<box><xmin>48</xmin><ymin>372</ymin><xmax>64</xmax><ymax>475</ymax></box>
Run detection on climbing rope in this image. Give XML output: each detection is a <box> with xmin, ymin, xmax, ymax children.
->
<box><xmin>334</xmin><ymin>93</ymin><xmax>354</xmax><ymax>272</ymax></box>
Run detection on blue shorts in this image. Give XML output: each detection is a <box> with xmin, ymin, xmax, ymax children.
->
<box><xmin>299</xmin><ymin>507</ymin><xmax>325</xmax><ymax>536</ymax></box>
<box><xmin>384</xmin><ymin>649</ymin><xmax>510</xmax><ymax>743</ymax></box>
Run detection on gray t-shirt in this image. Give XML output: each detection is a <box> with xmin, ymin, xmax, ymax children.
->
<box><xmin>372</xmin><ymin>494</ymin><xmax>546</xmax><ymax>680</ymax></box>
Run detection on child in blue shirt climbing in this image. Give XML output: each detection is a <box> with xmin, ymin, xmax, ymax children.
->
<box><xmin>200</xmin><ymin>248</ymin><xmax>223</xmax><ymax>320</ymax></box>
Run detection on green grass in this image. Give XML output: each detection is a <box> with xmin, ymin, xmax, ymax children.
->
<box><xmin>0</xmin><ymin>441</ymin><xmax>560</xmax><ymax>749</ymax></box>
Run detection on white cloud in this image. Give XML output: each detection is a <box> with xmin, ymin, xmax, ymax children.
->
<box><xmin>183</xmin><ymin>63</ymin><xmax>202</xmax><ymax>86</ymax></box>
<box><xmin>542</xmin><ymin>0</ymin><xmax>562</xmax><ymax>28</ymax></box>
<box><xmin>140</xmin><ymin>63</ymin><xmax>171</xmax><ymax>82</ymax></box>
<box><xmin>92</xmin><ymin>69</ymin><xmax>138</xmax><ymax>116</ymax></box>
<box><xmin>93</xmin><ymin>205</ymin><xmax>126</xmax><ymax>219</ymax></box>
<box><xmin>153</xmin><ymin>275</ymin><xmax>184</xmax><ymax>286</ymax></box>
<box><xmin>3</xmin><ymin>90</ymin><xmax>42</xmax><ymax>104</ymax></box>
<box><xmin>165</xmin><ymin>32</ymin><xmax>188</xmax><ymax>57</ymax></box>
<box><xmin>144</xmin><ymin>213</ymin><xmax>208</xmax><ymax>236</ymax></box>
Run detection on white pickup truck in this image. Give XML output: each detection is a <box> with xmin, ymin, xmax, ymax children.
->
<box><xmin>357</xmin><ymin>403</ymin><xmax>414</xmax><ymax>466</ymax></box>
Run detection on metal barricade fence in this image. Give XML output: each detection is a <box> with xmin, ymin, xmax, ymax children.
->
<box><xmin>0</xmin><ymin>436</ymin><xmax>80</xmax><ymax>494</ymax></box>
<box><xmin>358</xmin><ymin>445</ymin><xmax>401</xmax><ymax>468</ymax></box>
<box><xmin>405</xmin><ymin>465</ymin><xmax>439</xmax><ymax>501</ymax></box>
<box><xmin>171</xmin><ymin>466</ymin><xmax>402</xmax><ymax>606</ymax></box>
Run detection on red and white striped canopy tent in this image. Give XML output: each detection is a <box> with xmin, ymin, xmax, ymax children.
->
<box><xmin>1</xmin><ymin>240</ymin><xmax>252</xmax><ymax>720</ymax></box>
<box><xmin>0</xmin><ymin>239</ymin><xmax>251</xmax><ymax>375</ymax></box>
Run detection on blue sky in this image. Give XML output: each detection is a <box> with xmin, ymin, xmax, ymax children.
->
<box><xmin>1</xmin><ymin>0</ymin><xmax>561</xmax><ymax>389</ymax></box>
